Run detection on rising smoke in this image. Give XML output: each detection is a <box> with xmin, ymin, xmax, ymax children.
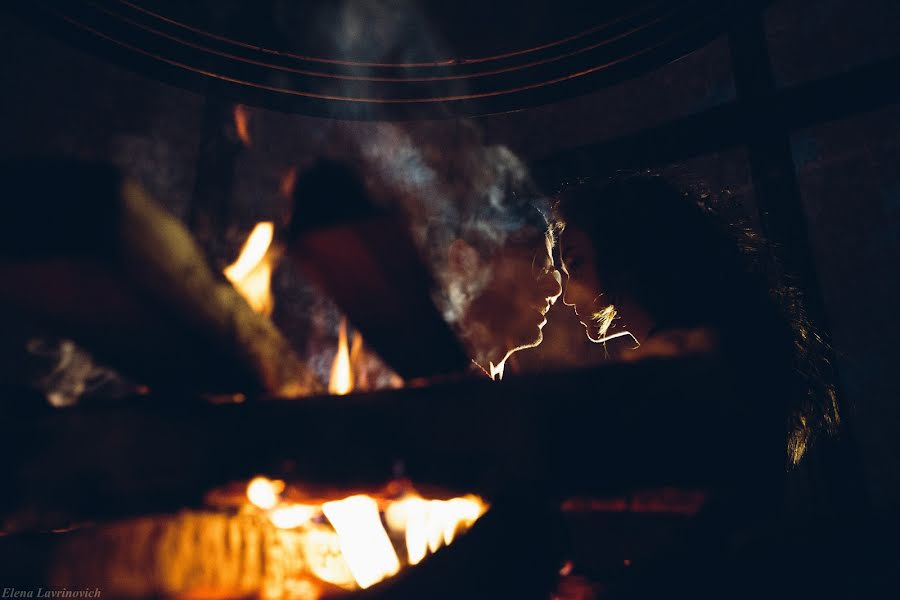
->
<box><xmin>281</xmin><ymin>1</ymin><xmax>552</xmax><ymax>335</ymax></box>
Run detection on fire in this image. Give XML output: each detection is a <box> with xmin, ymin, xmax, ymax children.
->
<box><xmin>269</xmin><ymin>504</ymin><xmax>317</xmax><ymax>529</ymax></box>
<box><xmin>246</xmin><ymin>476</ymin><xmax>284</xmax><ymax>510</ymax></box>
<box><xmin>240</xmin><ymin>477</ymin><xmax>487</xmax><ymax>594</ymax></box>
<box><xmin>384</xmin><ymin>494</ymin><xmax>485</xmax><ymax>565</ymax></box>
<box><xmin>233</xmin><ymin>104</ymin><xmax>252</xmax><ymax>147</ymax></box>
<box><xmin>328</xmin><ymin>318</ymin><xmax>353</xmax><ymax>395</ymax></box>
<box><xmin>321</xmin><ymin>496</ymin><xmax>400</xmax><ymax>589</ymax></box>
<box><xmin>47</xmin><ymin>478</ymin><xmax>486</xmax><ymax>599</ymax></box>
<box><xmin>224</xmin><ymin>222</ymin><xmax>275</xmax><ymax>316</ymax></box>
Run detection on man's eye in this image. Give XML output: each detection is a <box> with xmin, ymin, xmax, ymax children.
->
<box><xmin>532</xmin><ymin>263</ymin><xmax>552</xmax><ymax>279</ymax></box>
<box><xmin>531</xmin><ymin>252</ymin><xmax>551</xmax><ymax>277</ymax></box>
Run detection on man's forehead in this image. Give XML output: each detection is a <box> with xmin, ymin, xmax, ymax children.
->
<box><xmin>505</xmin><ymin>223</ymin><xmax>551</xmax><ymax>246</ymax></box>
<box><xmin>500</xmin><ymin>228</ymin><xmax>554</xmax><ymax>260</ymax></box>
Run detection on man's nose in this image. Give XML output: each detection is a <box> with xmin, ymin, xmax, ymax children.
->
<box><xmin>541</xmin><ymin>269</ymin><xmax>563</xmax><ymax>302</ymax></box>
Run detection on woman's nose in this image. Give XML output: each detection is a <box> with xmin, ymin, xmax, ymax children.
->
<box><xmin>562</xmin><ymin>280</ymin><xmax>574</xmax><ymax>307</ymax></box>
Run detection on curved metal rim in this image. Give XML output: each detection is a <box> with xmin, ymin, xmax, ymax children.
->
<box><xmin>9</xmin><ymin>0</ymin><xmax>754</xmax><ymax>119</ymax></box>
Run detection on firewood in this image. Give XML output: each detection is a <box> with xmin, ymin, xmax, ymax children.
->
<box><xmin>0</xmin><ymin>499</ymin><xmax>561</xmax><ymax>600</ymax></box>
<box><xmin>0</xmin><ymin>159</ymin><xmax>322</xmax><ymax>396</ymax></box>
<box><xmin>1</xmin><ymin>355</ymin><xmax>770</xmax><ymax>525</ymax></box>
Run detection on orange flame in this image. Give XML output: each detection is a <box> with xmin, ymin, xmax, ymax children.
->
<box><xmin>328</xmin><ymin>318</ymin><xmax>353</xmax><ymax>395</ymax></box>
<box><xmin>224</xmin><ymin>222</ymin><xmax>275</xmax><ymax>316</ymax></box>
<box><xmin>241</xmin><ymin>477</ymin><xmax>487</xmax><ymax>593</ymax></box>
<box><xmin>246</xmin><ymin>476</ymin><xmax>283</xmax><ymax>510</ymax></box>
<box><xmin>321</xmin><ymin>496</ymin><xmax>400</xmax><ymax>589</ymax></box>
<box><xmin>384</xmin><ymin>494</ymin><xmax>486</xmax><ymax>566</ymax></box>
<box><xmin>233</xmin><ymin>104</ymin><xmax>252</xmax><ymax>147</ymax></box>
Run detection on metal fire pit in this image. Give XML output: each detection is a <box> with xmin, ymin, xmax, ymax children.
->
<box><xmin>7</xmin><ymin>0</ymin><xmax>768</xmax><ymax>119</ymax></box>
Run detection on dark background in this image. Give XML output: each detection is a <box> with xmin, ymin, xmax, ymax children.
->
<box><xmin>1</xmin><ymin>0</ymin><xmax>898</xmax><ymax>513</ymax></box>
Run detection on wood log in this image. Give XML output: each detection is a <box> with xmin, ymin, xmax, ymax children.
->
<box><xmin>0</xmin><ymin>158</ymin><xmax>322</xmax><ymax>396</ymax></box>
<box><xmin>0</xmin><ymin>510</ymin><xmax>347</xmax><ymax>599</ymax></box>
<box><xmin>0</xmin><ymin>499</ymin><xmax>561</xmax><ymax>600</ymax></box>
<box><xmin>0</xmin><ymin>355</ymin><xmax>776</xmax><ymax>523</ymax></box>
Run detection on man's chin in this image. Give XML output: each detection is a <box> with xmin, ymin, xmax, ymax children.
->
<box><xmin>508</xmin><ymin>328</ymin><xmax>544</xmax><ymax>356</ymax></box>
<box><xmin>522</xmin><ymin>328</ymin><xmax>545</xmax><ymax>350</ymax></box>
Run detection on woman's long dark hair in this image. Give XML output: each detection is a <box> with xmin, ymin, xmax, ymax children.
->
<box><xmin>553</xmin><ymin>173</ymin><xmax>839</xmax><ymax>465</ymax></box>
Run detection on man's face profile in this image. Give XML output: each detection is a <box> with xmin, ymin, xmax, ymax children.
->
<box><xmin>452</xmin><ymin>228</ymin><xmax>562</xmax><ymax>365</ymax></box>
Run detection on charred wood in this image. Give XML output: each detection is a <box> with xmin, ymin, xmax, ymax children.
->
<box><xmin>0</xmin><ymin>159</ymin><xmax>322</xmax><ymax>397</ymax></box>
<box><xmin>0</xmin><ymin>355</ymin><xmax>773</xmax><ymax>523</ymax></box>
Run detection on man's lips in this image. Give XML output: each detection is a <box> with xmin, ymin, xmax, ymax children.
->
<box><xmin>531</xmin><ymin>303</ymin><xmax>551</xmax><ymax>317</ymax></box>
<box><xmin>530</xmin><ymin>306</ymin><xmax>549</xmax><ymax>329</ymax></box>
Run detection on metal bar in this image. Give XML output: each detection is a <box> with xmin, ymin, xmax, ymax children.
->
<box><xmin>533</xmin><ymin>53</ymin><xmax>900</xmax><ymax>188</ymax></box>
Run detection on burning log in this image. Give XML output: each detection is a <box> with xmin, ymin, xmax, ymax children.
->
<box><xmin>0</xmin><ymin>477</ymin><xmax>496</xmax><ymax>599</ymax></box>
<box><xmin>0</xmin><ymin>159</ymin><xmax>322</xmax><ymax>396</ymax></box>
<box><xmin>0</xmin><ymin>491</ymin><xmax>557</xmax><ymax>600</ymax></box>
<box><xmin>0</xmin><ymin>355</ymin><xmax>774</xmax><ymax>525</ymax></box>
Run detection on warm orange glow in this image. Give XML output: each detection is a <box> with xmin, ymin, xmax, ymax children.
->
<box><xmin>268</xmin><ymin>504</ymin><xmax>317</xmax><ymax>529</ymax></box>
<box><xmin>233</xmin><ymin>104</ymin><xmax>252</xmax><ymax>147</ymax></box>
<box><xmin>321</xmin><ymin>496</ymin><xmax>400</xmax><ymax>589</ymax></box>
<box><xmin>246</xmin><ymin>476</ymin><xmax>283</xmax><ymax>510</ymax></box>
<box><xmin>384</xmin><ymin>494</ymin><xmax>486</xmax><ymax>566</ymax></box>
<box><xmin>50</xmin><ymin>476</ymin><xmax>487</xmax><ymax>599</ymax></box>
<box><xmin>236</xmin><ymin>477</ymin><xmax>486</xmax><ymax>593</ymax></box>
<box><xmin>280</xmin><ymin>167</ymin><xmax>298</xmax><ymax>199</ymax></box>
<box><xmin>328</xmin><ymin>318</ymin><xmax>353</xmax><ymax>395</ymax></box>
<box><xmin>299</xmin><ymin>527</ymin><xmax>356</xmax><ymax>589</ymax></box>
<box><xmin>224</xmin><ymin>222</ymin><xmax>275</xmax><ymax>316</ymax></box>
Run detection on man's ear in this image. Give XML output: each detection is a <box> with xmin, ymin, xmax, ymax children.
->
<box><xmin>448</xmin><ymin>238</ymin><xmax>481</xmax><ymax>276</ymax></box>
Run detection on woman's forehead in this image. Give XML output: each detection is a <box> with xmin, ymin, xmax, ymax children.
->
<box><xmin>560</xmin><ymin>227</ymin><xmax>592</xmax><ymax>253</ymax></box>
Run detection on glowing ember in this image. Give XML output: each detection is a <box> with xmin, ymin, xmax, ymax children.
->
<box><xmin>299</xmin><ymin>527</ymin><xmax>356</xmax><ymax>589</ymax></box>
<box><xmin>321</xmin><ymin>496</ymin><xmax>400</xmax><ymax>589</ymax></box>
<box><xmin>224</xmin><ymin>222</ymin><xmax>275</xmax><ymax>316</ymax></box>
<box><xmin>384</xmin><ymin>494</ymin><xmax>486</xmax><ymax>565</ymax></box>
<box><xmin>269</xmin><ymin>504</ymin><xmax>317</xmax><ymax>530</ymax></box>
<box><xmin>246</xmin><ymin>476</ymin><xmax>284</xmax><ymax>510</ymax></box>
<box><xmin>233</xmin><ymin>104</ymin><xmax>252</xmax><ymax>147</ymax></box>
<box><xmin>239</xmin><ymin>477</ymin><xmax>487</xmax><ymax>594</ymax></box>
<box><xmin>328</xmin><ymin>318</ymin><xmax>353</xmax><ymax>395</ymax></box>
<box><xmin>51</xmin><ymin>479</ymin><xmax>488</xmax><ymax>599</ymax></box>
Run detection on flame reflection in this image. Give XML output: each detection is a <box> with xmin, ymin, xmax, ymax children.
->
<box><xmin>233</xmin><ymin>104</ymin><xmax>252</xmax><ymax>147</ymax></box>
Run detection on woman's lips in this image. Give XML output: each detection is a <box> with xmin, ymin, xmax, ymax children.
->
<box><xmin>579</xmin><ymin>319</ymin><xmax>604</xmax><ymax>340</ymax></box>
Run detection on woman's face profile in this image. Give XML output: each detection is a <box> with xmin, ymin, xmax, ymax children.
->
<box><xmin>559</xmin><ymin>225</ymin><xmax>654</xmax><ymax>346</ymax></box>
<box><xmin>559</xmin><ymin>225</ymin><xmax>608</xmax><ymax>341</ymax></box>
